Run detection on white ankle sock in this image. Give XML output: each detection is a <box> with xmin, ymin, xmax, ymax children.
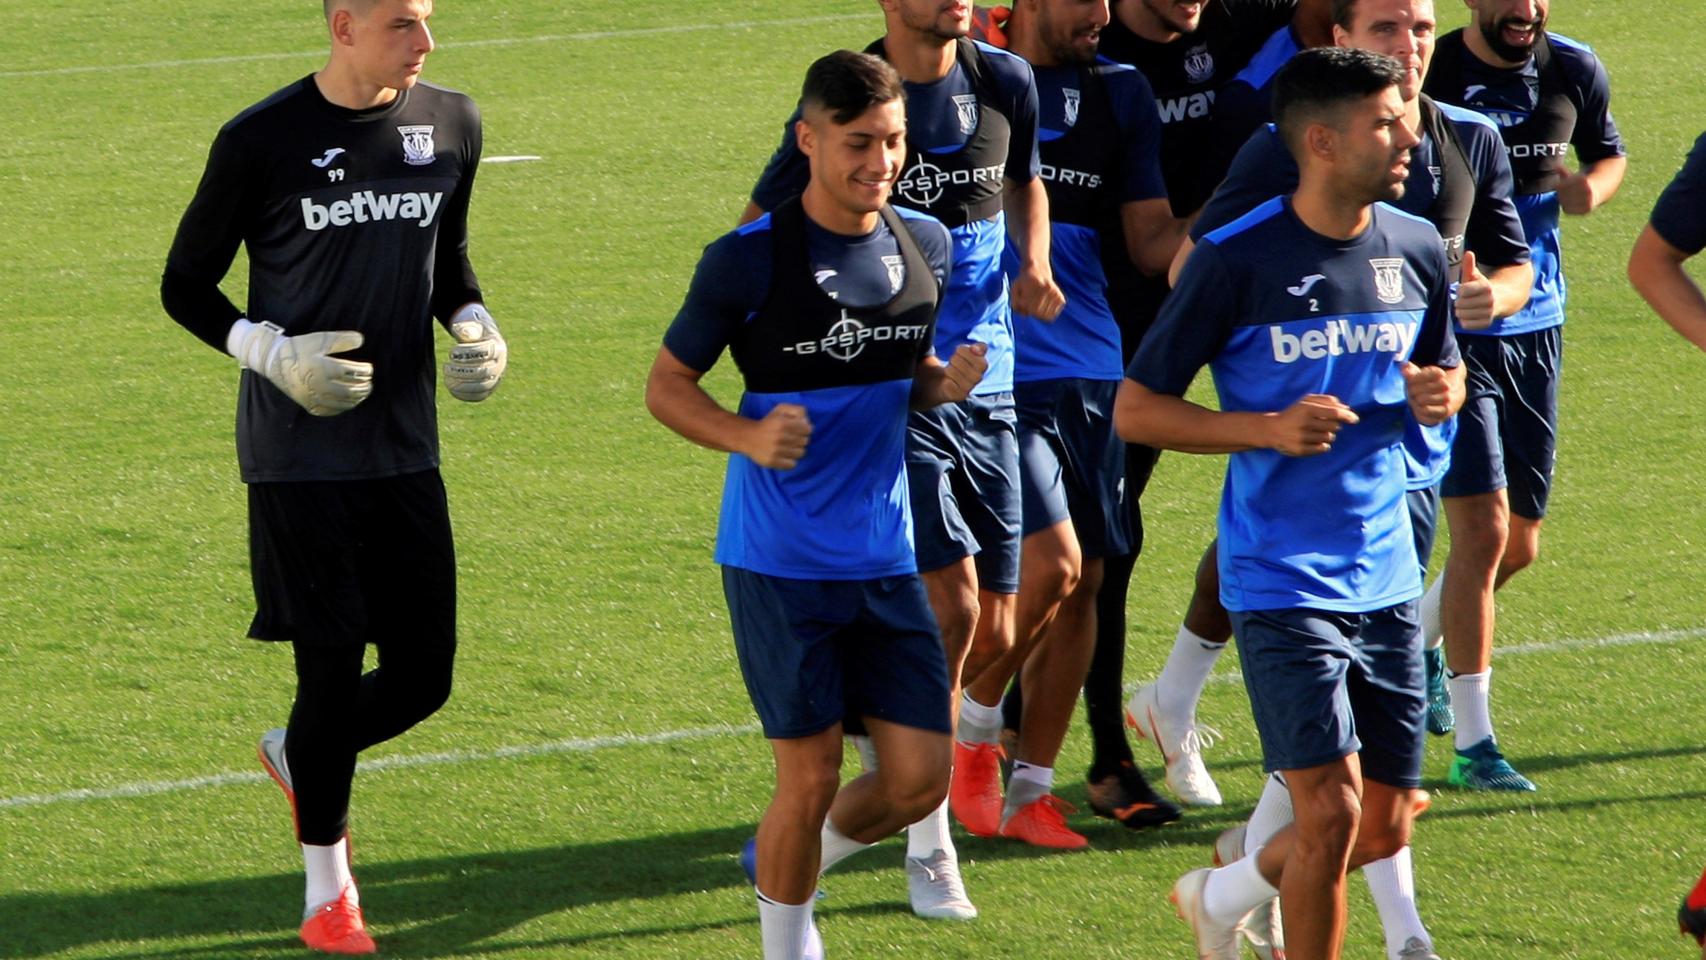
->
<box><xmin>1004</xmin><ymin>762</ymin><xmax>1053</xmax><ymax>813</ymax></box>
<box><xmin>1364</xmin><ymin>846</ymin><xmax>1431</xmax><ymax>959</ymax></box>
<box><xmin>849</xmin><ymin>734</ymin><xmax>878</xmax><ymax>773</ymax></box>
<box><xmin>906</xmin><ymin>795</ymin><xmax>956</xmax><ymax>860</ymax></box>
<box><xmin>1202</xmin><ymin>849</ymin><xmax>1279</xmax><ymax>926</ymax></box>
<box><xmin>303</xmin><ymin>838</ymin><xmax>353</xmax><ymax>912</ymax></box>
<box><xmin>757</xmin><ymin>889</ymin><xmax>816</xmax><ymax>960</ymax></box>
<box><xmin>1419</xmin><ymin>576</ymin><xmax>1445</xmax><ymax>649</ymax></box>
<box><xmin>1245</xmin><ymin>772</ymin><xmax>1293</xmax><ymax>855</ymax></box>
<box><xmin>1155</xmin><ymin>626</ymin><xmax>1227</xmax><ymax>719</ymax></box>
<box><xmin>818</xmin><ymin>816</ymin><xmax>872</xmax><ymax>875</ymax></box>
<box><xmin>958</xmin><ymin>693</ymin><xmax>1003</xmax><ymax>744</ymax></box>
<box><xmin>1449</xmin><ymin>669</ymin><xmax>1493</xmax><ymax>749</ymax></box>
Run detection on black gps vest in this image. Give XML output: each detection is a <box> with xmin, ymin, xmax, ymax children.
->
<box><xmin>1425</xmin><ymin>30</ymin><xmax>1578</xmax><ymax>197</ymax></box>
<box><xmin>733</xmin><ymin>198</ymin><xmax>941</xmax><ymax>394</ymax></box>
<box><xmin>1418</xmin><ymin>94</ymin><xmax>1477</xmax><ymax>274</ymax></box>
<box><xmin>1038</xmin><ymin>63</ymin><xmax>1120</xmax><ymax>231</ymax></box>
<box><xmin>869</xmin><ymin>37</ymin><xmax>1011</xmax><ymax>228</ymax></box>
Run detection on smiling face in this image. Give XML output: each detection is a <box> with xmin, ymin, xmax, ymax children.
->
<box><xmin>798</xmin><ymin>98</ymin><xmax>909</xmax><ymax>228</ymax></box>
<box><xmin>1337</xmin><ymin>0</ymin><xmax>1436</xmax><ymax>102</ymax></box>
<box><xmin>1034</xmin><ymin>0</ymin><xmax>1112</xmax><ymax>64</ymax></box>
<box><xmin>1467</xmin><ymin>0</ymin><xmax>1547</xmax><ymax>64</ymax></box>
<box><xmin>887</xmin><ymin>0</ymin><xmax>975</xmax><ymax>40</ymax></box>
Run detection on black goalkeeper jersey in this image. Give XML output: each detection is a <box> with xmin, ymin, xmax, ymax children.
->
<box><xmin>163</xmin><ymin>76</ymin><xmax>483</xmax><ymax>483</ymax></box>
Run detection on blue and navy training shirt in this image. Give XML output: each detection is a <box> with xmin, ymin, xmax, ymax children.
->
<box><xmin>665</xmin><ymin>204</ymin><xmax>953</xmax><ymax>580</ymax></box>
<box><xmin>1128</xmin><ymin>199</ymin><xmax>1458</xmax><ymax>613</ymax></box>
<box><xmin>1651</xmin><ymin>131</ymin><xmax>1706</xmax><ymax>256</ymax></box>
<box><xmin>1424</xmin><ymin>30</ymin><xmax>1624</xmax><ymax>337</ymax></box>
<box><xmin>1011</xmin><ymin>57</ymin><xmax>1165</xmax><ymax>384</ymax></box>
<box><xmin>750</xmin><ymin>39</ymin><xmax>1039</xmax><ymax>396</ymax></box>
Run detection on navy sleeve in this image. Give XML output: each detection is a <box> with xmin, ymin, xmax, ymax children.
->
<box><xmin>985</xmin><ymin>43</ymin><xmax>1042</xmax><ymax>183</ymax></box>
<box><xmin>1191</xmin><ymin>128</ymin><xmax>1296</xmax><ymax>240</ymax></box>
<box><xmin>430</xmin><ymin>96</ymin><xmax>484</xmax><ymax>323</ymax></box>
<box><xmin>1650</xmin><ymin>132</ymin><xmax>1706</xmax><ymax>256</ymax></box>
<box><xmin>1459</xmin><ymin>119</ymin><xmax>1530</xmax><ymax>268</ymax></box>
<box><xmin>1108</xmin><ymin>66</ymin><xmax>1168</xmax><ymax>204</ymax></box>
<box><xmin>749</xmin><ymin>109</ymin><xmax>809</xmax><ymax>213</ymax></box>
<box><xmin>162</xmin><ymin>124</ymin><xmax>254</xmax><ymax>350</ymax></box>
<box><xmin>1125</xmin><ymin>241</ymin><xmax>1237</xmax><ymax>395</ymax></box>
<box><xmin>1563</xmin><ymin>43</ymin><xmax>1624</xmax><ymax>163</ymax></box>
<box><xmin>662</xmin><ymin>231</ymin><xmax>769</xmax><ymax>373</ymax></box>
<box><xmin>1410</xmin><ymin>240</ymin><xmax>1460</xmax><ymax>371</ymax></box>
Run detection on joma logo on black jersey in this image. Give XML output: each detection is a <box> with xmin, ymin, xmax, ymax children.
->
<box><xmin>300</xmin><ymin>190</ymin><xmax>445</xmax><ymax>231</ymax></box>
<box><xmin>783</xmin><ymin>314</ymin><xmax>930</xmax><ymax>362</ymax></box>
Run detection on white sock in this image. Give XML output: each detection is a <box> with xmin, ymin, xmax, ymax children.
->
<box><xmin>818</xmin><ymin>816</ymin><xmax>872</xmax><ymax>875</ymax></box>
<box><xmin>849</xmin><ymin>734</ymin><xmax>878</xmax><ymax>774</ymax></box>
<box><xmin>1245</xmin><ymin>772</ymin><xmax>1293</xmax><ymax>856</ymax></box>
<box><xmin>958</xmin><ymin>693</ymin><xmax>1003</xmax><ymax>744</ymax></box>
<box><xmin>1364</xmin><ymin>846</ymin><xmax>1431</xmax><ymax>959</ymax></box>
<box><xmin>906</xmin><ymin>795</ymin><xmax>956</xmax><ymax>860</ymax></box>
<box><xmin>1155</xmin><ymin>625</ymin><xmax>1228</xmax><ymax>720</ymax></box>
<box><xmin>1449</xmin><ymin>669</ymin><xmax>1493</xmax><ymax>750</ymax></box>
<box><xmin>1004</xmin><ymin>762</ymin><xmax>1053</xmax><ymax>813</ymax></box>
<box><xmin>1202</xmin><ymin>848</ymin><xmax>1280</xmax><ymax>926</ymax></box>
<box><xmin>1419</xmin><ymin>575</ymin><xmax>1445</xmax><ymax>649</ymax></box>
<box><xmin>302</xmin><ymin>838</ymin><xmax>354</xmax><ymax>913</ymax></box>
<box><xmin>757</xmin><ymin>889</ymin><xmax>816</xmax><ymax>960</ymax></box>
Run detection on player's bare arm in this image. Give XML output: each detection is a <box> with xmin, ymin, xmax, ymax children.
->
<box><xmin>1115</xmin><ymin>379</ymin><xmax>1358</xmax><ymax>456</ymax></box>
<box><xmin>1002</xmin><ymin>176</ymin><xmax>1066</xmax><ymax>320</ymax></box>
<box><xmin>1121</xmin><ymin>198</ymin><xmax>1189</xmax><ymax>277</ymax></box>
<box><xmin>1552</xmin><ymin>154</ymin><xmax>1627</xmax><ymax>216</ymax></box>
<box><xmin>911</xmin><ymin>342</ymin><xmax>989</xmax><ymax>408</ymax></box>
<box><xmin>1629</xmin><ymin>225</ymin><xmax>1706</xmax><ymax>354</ymax></box>
<box><xmin>645</xmin><ymin>346</ymin><xmax>812</xmax><ymax>469</ymax></box>
<box><xmin>1167</xmin><ymin>234</ymin><xmax>1196</xmax><ymax>287</ymax></box>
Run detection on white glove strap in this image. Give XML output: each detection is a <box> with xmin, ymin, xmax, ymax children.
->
<box><xmin>450</xmin><ymin>302</ymin><xmax>495</xmax><ymax>330</ymax></box>
<box><xmin>227</xmin><ymin>318</ymin><xmax>284</xmax><ymax>371</ymax></box>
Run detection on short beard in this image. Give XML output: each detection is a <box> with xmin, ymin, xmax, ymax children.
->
<box><xmin>1478</xmin><ymin>15</ymin><xmax>1543</xmax><ymax>63</ymax></box>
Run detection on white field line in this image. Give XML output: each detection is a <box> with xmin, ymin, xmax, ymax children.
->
<box><xmin>486</xmin><ymin>155</ymin><xmax>542</xmax><ymax>164</ymax></box>
<box><xmin>3</xmin><ymin>626</ymin><xmax>1698</xmax><ymax>812</ymax></box>
<box><xmin>0</xmin><ymin>15</ymin><xmax>867</xmax><ymax>80</ymax></box>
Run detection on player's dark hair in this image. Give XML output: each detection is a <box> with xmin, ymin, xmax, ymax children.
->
<box><xmin>1331</xmin><ymin>0</ymin><xmax>1362</xmax><ymax>29</ymax></box>
<box><xmin>800</xmin><ymin>50</ymin><xmax>906</xmax><ymax>125</ymax></box>
<box><xmin>1271</xmin><ymin>47</ymin><xmax>1405</xmax><ymax>153</ymax></box>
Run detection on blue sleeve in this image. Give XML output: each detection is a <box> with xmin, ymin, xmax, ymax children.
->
<box><xmin>749</xmin><ymin>108</ymin><xmax>808</xmax><ymax>212</ymax></box>
<box><xmin>1109</xmin><ymin>66</ymin><xmax>1167</xmax><ymax>203</ymax></box>
<box><xmin>1411</xmin><ymin>240</ymin><xmax>1460</xmax><ymax>371</ymax></box>
<box><xmin>986</xmin><ymin>44</ymin><xmax>1042</xmax><ymax>182</ymax></box>
<box><xmin>1191</xmin><ymin>127</ymin><xmax>1296</xmax><ymax>240</ymax></box>
<box><xmin>662</xmin><ymin>231</ymin><xmax>768</xmax><ymax>372</ymax></box>
<box><xmin>1563</xmin><ymin>44</ymin><xmax>1624</xmax><ymax>163</ymax></box>
<box><xmin>1651</xmin><ymin>132</ymin><xmax>1706</xmax><ymax>256</ymax></box>
<box><xmin>1125</xmin><ymin>241</ymin><xmax>1236</xmax><ymax>395</ymax></box>
<box><xmin>1460</xmin><ymin>119</ymin><xmax>1530</xmax><ymax>268</ymax></box>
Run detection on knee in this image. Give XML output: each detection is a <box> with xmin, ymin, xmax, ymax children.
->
<box><xmin>1353</xmin><ymin>819</ymin><xmax>1411</xmax><ymax>864</ymax></box>
<box><xmin>1448</xmin><ymin>500</ymin><xmax>1510</xmax><ymax>567</ymax></box>
<box><xmin>934</xmin><ymin>588</ymin><xmax>982</xmax><ymax>653</ymax></box>
<box><xmin>1293</xmin><ymin>785</ymin><xmax>1361</xmax><ymax>856</ymax></box>
<box><xmin>1501</xmin><ymin>522</ymin><xmax>1541</xmax><ymax>574</ymax></box>
<box><xmin>884</xmin><ymin>766</ymin><xmax>950</xmax><ymax>824</ymax></box>
<box><xmin>781</xmin><ymin>758</ymin><xmax>844</xmax><ymax>821</ymax></box>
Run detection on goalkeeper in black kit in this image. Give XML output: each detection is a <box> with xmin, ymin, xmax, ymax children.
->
<box><xmin>159</xmin><ymin>0</ymin><xmax>503</xmax><ymax>953</ymax></box>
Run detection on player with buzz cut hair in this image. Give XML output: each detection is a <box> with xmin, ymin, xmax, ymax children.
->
<box><xmin>650</xmin><ymin>49</ymin><xmax>988</xmax><ymax>960</ymax></box>
<box><xmin>161</xmin><ymin>0</ymin><xmax>500</xmax><ymax>953</ymax></box>
<box><xmin>1117</xmin><ymin>47</ymin><xmax>1462</xmax><ymax>960</ymax></box>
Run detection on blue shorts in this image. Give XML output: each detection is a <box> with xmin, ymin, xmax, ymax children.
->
<box><xmin>1441</xmin><ymin>329</ymin><xmax>1561</xmax><ymax>519</ymax></box>
<box><xmin>1230</xmin><ymin>603</ymin><xmax>1425</xmax><ymax>789</ymax></box>
<box><xmin>1406</xmin><ymin>485</ymin><xmax>1441</xmax><ymax>577</ymax></box>
<box><xmin>722</xmin><ymin>567</ymin><xmax>951</xmax><ymax>740</ymax></box>
<box><xmin>1015</xmin><ymin>378</ymin><xmax>1132</xmax><ymax>558</ymax></box>
<box><xmin>906</xmin><ymin>392</ymin><xmax>1022</xmax><ymax>593</ymax></box>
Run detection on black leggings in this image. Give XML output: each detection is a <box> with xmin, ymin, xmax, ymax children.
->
<box><xmin>286</xmin><ymin>638</ymin><xmax>456</xmax><ymax>845</ymax></box>
<box><xmin>1004</xmin><ymin>442</ymin><xmax>1160</xmax><ymax>776</ymax></box>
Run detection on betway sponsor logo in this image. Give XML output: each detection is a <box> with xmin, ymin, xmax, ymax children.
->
<box><xmin>1039</xmin><ymin>163</ymin><xmax>1101</xmax><ymax>189</ymax></box>
<box><xmin>1270</xmin><ymin>317</ymin><xmax>1418</xmax><ymax>363</ymax></box>
<box><xmin>300</xmin><ymin>190</ymin><xmax>444</xmax><ymax>231</ymax></box>
<box><xmin>1156</xmin><ymin>90</ymin><xmax>1215</xmax><ymax>124</ymax></box>
<box><xmin>784</xmin><ymin>312</ymin><xmax>930</xmax><ymax>362</ymax></box>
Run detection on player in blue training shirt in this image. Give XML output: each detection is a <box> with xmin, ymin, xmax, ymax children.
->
<box><xmin>1116</xmin><ymin>48</ymin><xmax>1462</xmax><ymax>960</ymax></box>
<box><xmin>951</xmin><ymin>0</ymin><xmax>1185</xmax><ymax>852</ymax></box>
<box><xmin>1627</xmin><ymin>131</ymin><xmax>1706</xmax><ymax>960</ymax></box>
<box><xmin>744</xmin><ymin>0</ymin><xmax>1061</xmax><ymax>917</ymax></box>
<box><xmin>648</xmin><ymin>52</ymin><xmax>991</xmax><ymax>960</ymax></box>
<box><xmin>1418</xmin><ymin>0</ymin><xmax>1625</xmax><ymax>792</ymax></box>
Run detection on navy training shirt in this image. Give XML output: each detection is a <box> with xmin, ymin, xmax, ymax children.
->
<box><xmin>665</xmin><ymin>205</ymin><xmax>953</xmax><ymax>580</ymax></box>
<box><xmin>1650</xmin><ymin>131</ymin><xmax>1706</xmax><ymax>256</ymax></box>
<box><xmin>1128</xmin><ymin>199</ymin><xmax>1458</xmax><ymax>613</ymax></box>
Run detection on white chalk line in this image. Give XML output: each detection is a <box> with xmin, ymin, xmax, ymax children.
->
<box><xmin>0</xmin><ymin>14</ymin><xmax>867</xmax><ymax>80</ymax></box>
<box><xmin>3</xmin><ymin>626</ymin><xmax>1698</xmax><ymax>812</ymax></box>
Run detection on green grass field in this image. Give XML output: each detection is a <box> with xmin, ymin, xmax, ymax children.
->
<box><xmin>2</xmin><ymin>1</ymin><xmax>1703</xmax><ymax>957</ymax></box>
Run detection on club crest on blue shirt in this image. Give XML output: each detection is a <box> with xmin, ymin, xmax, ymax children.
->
<box><xmin>398</xmin><ymin>124</ymin><xmax>436</xmax><ymax>166</ymax></box>
<box><xmin>1370</xmin><ymin>257</ymin><xmax>1406</xmax><ymax>305</ymax></box>
<box><xmin>883</xmin><ymin>255</ymin><xmax>905</xmax><ymax>294</ymax></box>
<box><xmin>1183</xmin><ymin>44</ymin><xmax>1215</xmax><ymax>85</ymax></box>
<box><xmin>953</xmin><ymin>94</ymin><xmax>980</xmax><ymax>136</ymax></box>
<box><xmin>1063</xmin><ymin>88</ymin><xmax>1081</xmax><ymax>127</ymax></box>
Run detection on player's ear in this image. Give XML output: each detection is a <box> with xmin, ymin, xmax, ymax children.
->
<box><xmin>795</xmin><ymin>117</ymin><xmax>817</xmax><ymax>159</ymax></box>
<box><xmin>329</xmin><ymin>8</ymin><xmax>357</xmax><ymax>47</ymax></box>
<box><xmin>1305</xmin><ymin>121</ymin><xmax>1337</xmax><ymax>163</ymax></box>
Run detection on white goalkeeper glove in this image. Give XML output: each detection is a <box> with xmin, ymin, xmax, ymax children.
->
<box><xmin>227</xmin><ymin>319</ymin><xmax>373</xmax><ymax>417</ymax></box>
<box><xmin>443</xmin><ymin>303</ymin><xmax>507</xmax><ymax>402</ymax></box>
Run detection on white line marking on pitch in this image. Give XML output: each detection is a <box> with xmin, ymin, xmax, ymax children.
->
<box><xmin>0</xmin><ymin>14</ymin><xmax>867</xmax><ymax>80</ymax></box>
<box><xmin>486</xmin><ymin>155</ymin><xmax>542</xmax><ymax>164</ymax></box>
<box><xmin>3</xmin><ymin>626</ymin><xmax>1699</xmax><ymax>812</ymax></box>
